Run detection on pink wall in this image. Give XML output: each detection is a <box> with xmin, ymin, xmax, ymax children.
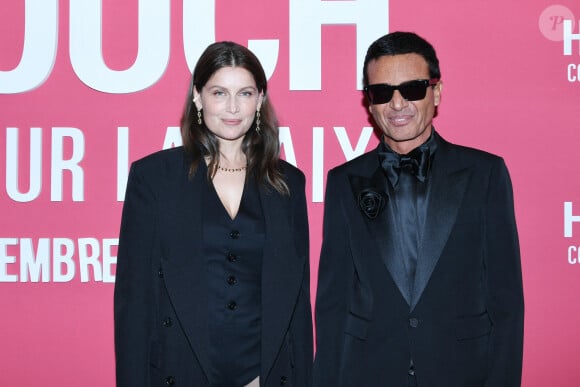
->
<box><xmin>1</xmin><ymin>1</ymin><xmax>580</xmax><ymax>385</ymax></box>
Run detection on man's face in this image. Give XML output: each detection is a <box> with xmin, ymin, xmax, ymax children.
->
<box><xmin>366</xmin><ymin>53</ymin><xmax>441</xmax><ymax>155</ymax></box>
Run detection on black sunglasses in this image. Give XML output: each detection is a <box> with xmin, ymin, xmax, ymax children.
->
<box><xmin>364</xmin><ymin>79</ymin><xmax>439</xmax><ymax>105</ymax></box>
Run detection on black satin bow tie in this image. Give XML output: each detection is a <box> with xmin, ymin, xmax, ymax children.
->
<box><xmin>380</xmin><ymin>145</ymin><xmax>431</xmax><ymax>187</ymax></box>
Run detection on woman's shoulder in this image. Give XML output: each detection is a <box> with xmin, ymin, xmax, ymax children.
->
<box><xmin>130</xmin><ymin>146</ymin><xmax>188</xmax><ymax>182</ymax></box>
<box><xmin>278</xmin><ymin>159</ymin><xmax>306</xmax><ymax>185</ymax></box>
<box><xmin>133</xmin><ymin>146</ymin><xmax>185</xmax><ymax>167</ymax></box>
<box><xmin>131</xmin><ymin>146</ymin><xmax>187</xmax><ymax>171</ymax></box>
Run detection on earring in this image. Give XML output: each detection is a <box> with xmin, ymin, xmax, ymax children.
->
<box><xmin>255</xmin><ymin>110</ymin><xmax>261</xmax><ymax>135</ymax></box>
<box><xmin>197</xmin><ymin>110</ymin><xmax>202</xmax><ymax>125</ymax></box>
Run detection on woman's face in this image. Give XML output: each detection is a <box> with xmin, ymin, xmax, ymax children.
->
<box><xmin>193</xmin><ymin>66</ymin><xmax>263</xmax><ymax>145</ymax></box>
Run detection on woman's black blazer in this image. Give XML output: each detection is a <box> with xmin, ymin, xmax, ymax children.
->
<box><xmin>114</xmin><ymin>147</ymin><xmax>312</xmax><ymax>387</ymax></box>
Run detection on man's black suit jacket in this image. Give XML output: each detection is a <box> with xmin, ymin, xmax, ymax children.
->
<box><xmin>313</xmin><ymin>132</ymin><xmax>524</xmax><ymax>387</ymax></box>
<box><xmin>114</xmin><ymin>147</ymin><xmax>312</xmax><ymax>387</ymax></box>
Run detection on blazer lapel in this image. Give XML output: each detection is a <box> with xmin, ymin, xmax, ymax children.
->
<box><xmin>160</xmin><ymin>161</ymin><xmax>212</xmax><ymax>378</ymax></box>
<box><xmin>348</xmin><ymin>155</ymin><xmax>413</xmax><ymax>305</ymax></box>
<box><xmin>411</xmin><ymin>138</ymin><xmax>472</xmax><ymax>310</ymax></box>
<box><xmin>260</xmin><ymin>187</ymin><xmax>304</xmax><ymax>381</ymax></box>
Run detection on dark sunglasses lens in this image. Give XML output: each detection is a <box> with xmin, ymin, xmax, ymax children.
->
<box><xmin>367</xmin><ymin>85</ymin><xmax>393</xmax><ymax>104</ymax></box>
<box><xmin>399</xmin><ymin>81</ymin><xmax>428</xmax><ymax>101</ymax></box>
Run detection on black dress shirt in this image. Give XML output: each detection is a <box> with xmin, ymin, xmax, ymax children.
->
<box><xmin>379</xmin><ymin>134</ymin><xmax>438</xmax><ymax>301</ymax></box>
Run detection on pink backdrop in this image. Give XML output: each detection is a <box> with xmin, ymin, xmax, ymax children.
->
<box><xmin>2</xmin><ymin>1</ymin><xmax>580</xmax><ymax>385</ymax></box>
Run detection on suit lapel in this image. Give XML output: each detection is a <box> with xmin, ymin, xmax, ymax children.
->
<box><xmin>348</xmin><ymin>151</ymin><xmax>413</xmax><ymax>305</ymax></box>
<box><xmin>160</xmin><ymin>161</ymin><xmax>212</xmax><ymax>378</ymax></box>
<box><xmin>260</xmin><ymin>187</ymin><xmax>304</xmax><ymax>381</ymax></box>
<box><xmin>411</xmin><ymin>138</ymin><xmax>472</xmax><ymax>310</ymax></box>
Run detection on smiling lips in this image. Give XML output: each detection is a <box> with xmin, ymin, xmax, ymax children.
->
<box><xmin>222</xmin><ymin>119</ymin><xmax>242</xmax><ymax>125</ymax></box>
<box><xmin>388</xmin><ymin>114</ymin><xmax>413</xmax><ymax>126</ymax></box>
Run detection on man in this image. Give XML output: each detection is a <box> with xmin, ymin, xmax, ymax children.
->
<box><xmin>313</xmin><ymin>32</ymin><xmax>524</xmax><ymax>387</ymax></box>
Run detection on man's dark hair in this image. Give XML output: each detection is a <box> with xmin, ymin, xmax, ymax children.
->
<box><xmin>363</xmin><ymin>31</ymin><xmax>441</xmax><ymax>86</ymax></box>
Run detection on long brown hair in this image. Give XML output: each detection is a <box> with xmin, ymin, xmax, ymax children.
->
<box><xmin>180</xmin><ymin>41</ymin><xmax>288</xmax><ymax>195</ymax></box>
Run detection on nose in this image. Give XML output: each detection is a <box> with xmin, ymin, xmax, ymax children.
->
<box><xmin>389</xmin><ymin>90</ymin><xmax>408</xmax><ymax>110</ymax></box>
<box><xmin>226</xmin><ymin>96</ymin><xmax>239</xmax><ymax>113</ymax></box>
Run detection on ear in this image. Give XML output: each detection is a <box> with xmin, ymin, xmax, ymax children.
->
<box><xmin>257</xmin><ymin>92</ymin><xmax>264</xmax><ymax>111</ymax></box>
<box><xmin>193</xmin><ymin>88</ymin><xmax>202</xmax><ymax>110</ymax></box>
<box><xmin>433</xmin><ymin>81</ymin><xmax>442</xmax><ymax>107</ymax></box>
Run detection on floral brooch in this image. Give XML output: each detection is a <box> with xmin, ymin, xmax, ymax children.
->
<box><xmin>357</xmin><ymin>188</ymin><xmax>386</xmax><ymax>219</ymax></box>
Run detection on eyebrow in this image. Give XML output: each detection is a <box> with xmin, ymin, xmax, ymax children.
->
<box><xmin>206</xmin><ymin>84</ymin><xmax>258</xmax><ymax>91</ymax></box>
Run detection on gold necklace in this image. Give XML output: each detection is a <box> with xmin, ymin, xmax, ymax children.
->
<box><xmin>217</xmin><ymin>165</ymin><xmax>247</xmax><ymax>173</ymax></box>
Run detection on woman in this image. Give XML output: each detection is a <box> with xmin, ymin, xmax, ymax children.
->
<box><xmin>114</xmin><ymin>41</ymin><xmax>312</xmax><ymax>387</ymax></box>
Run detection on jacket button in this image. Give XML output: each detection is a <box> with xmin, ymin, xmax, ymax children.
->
<box><xmin>227</xmin><ymin>253</ymin><xmax>237</xmax><ymax>262</ymax></box>
<box><xmin>227</xmin><ymin>301</ymin><xmax>237</xmax><ymax>310</ymax></box>
<box><xmin>227</xmin><ymin>276</ymin><xmax>237</xmax><ymax>285</ymax></box>
<box><xmin>280</xmin><ymin>375</ymin><xmax>288</xmax><ymax>385</ymax></box>
<box><xmin>230</xmin><ymin>230</ymin><xmax>240</xmax><ymax>239</ymax></box>
<box><xmin>162</xmin><ymin>317</ymin><xmax>173</xmax><ymax>327</ymax></box>
<box><xmin>409</xmin><ymin>317</ymin><xmax>419</xmax><ymax>328</ymax></box>
<box><xmin>165</xmin><ymin>376</ymin><xmax>175</xmax><ymax>385</ymax></box>
<box><xmin>158</xmin><ymin>268</ymin><xmax>164</xmax><ymax>278</ymax></box>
